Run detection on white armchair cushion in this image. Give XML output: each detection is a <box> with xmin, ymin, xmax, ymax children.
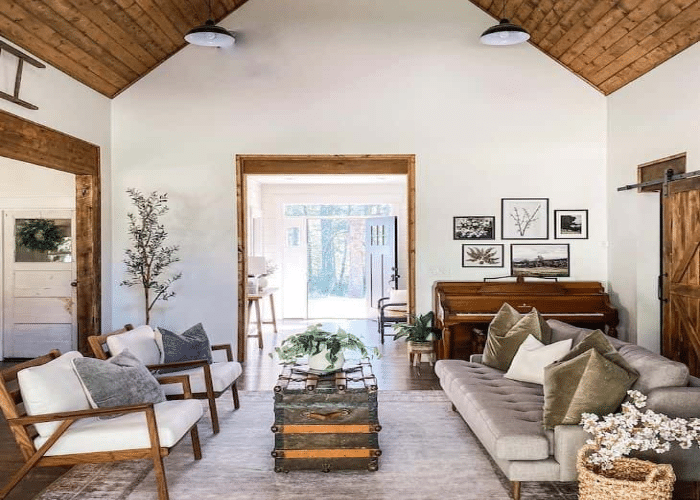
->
<box><xmin>386</xmin><ymin>289</ymin><xmax>408</xmax><ymax>313</ymax></box>
<box><xmin>157</xmin><ymin>361</ymin><xmax>242</xmax><ymax>395</ymax></box>
<box><xmin>17</xmin><ymin>351</ymin><xmax>91</xmax><ymax>438</ymax></box>
<box><xmin>34</xmin><ymin>400</ymin><xmax>203</xmax><ymax>456</ymax></box>
<box><xmin>106</xmin><ymin>325</ymin><xmax>161</xmax><ymax>366</ymax></box>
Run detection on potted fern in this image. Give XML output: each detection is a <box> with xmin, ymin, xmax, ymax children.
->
<box><xmin>272</xmin><ymin>324</ymin><xmax>380</xmax><ymax>372</ymax></box>
<box><xmin>393</xmin><ymin>312</ymin><xmax>442</xmax><ymax>365</ymax></box>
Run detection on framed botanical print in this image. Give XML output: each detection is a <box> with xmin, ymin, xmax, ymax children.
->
<box><xmin>510</xmin><ymin>243</ymin><xmax>570</xmax><ymax>277</ymax></box>
<box><xmin>554</xmin><ymin>209</ymin><xmax>588</xmax><ymax>239</ymax></box>
<box><xmin>501</xmin><ymin>198</ymin><xmax>549</xmax><ymax>239</ymax></box>
<box><xmin>462</xmin><ymin>244</ymin><xmax>504</xmax><ymax>268</ymax></box>
<box><xmin>453</xmin><ymin>216</ymin><xmax>495</xmax><ymax>240</ymax></box>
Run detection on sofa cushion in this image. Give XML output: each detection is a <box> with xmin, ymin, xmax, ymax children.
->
<box><xmin>483</xmin><ymin>307</ymin><xmax>551</xmax><ymax>371</ymax></box>
<box><xmin>543</xmin><ymin>348</ymin><xmax>635</xmax><ymax>428</ymax></box>
<box><xmin>71</xmin><ymin>350</ymin><xmax>165</xmax><ymax>412</ymax></box>
<box><xmin>618</xmin><ymin>344</ymin><xmax>689</xmax><ymax>393</ymax></box>
<box><xmin>106</xmin><ymin>325</ymin><xmax>161</xmax><ymax>366</ymax></box>
<box><xmin>546</xmin><ymin>319</ymin><xmax>592</xmax><ymax>345</ymax></box>
<box><xmin>34</xmin><ymin>399</ymin><xmax>202</xmax><ymax>456</ymax></box>
<box><xmin>436</xmin><ymin>360</ymin><xmax>551</xmax><ymax>461</ymax></box>
<box><xmin>17</xmin><ymin>351</ymin><xmax>92</xmax><ymax>438</ymax></box>
<box><xmin>558</xmin><ymin>330</ymin><xmax>638</xmax><ymax>382</ymax></box>
<box><xmin>505</xmin><ymin>335</ymin><xmax>572</xmax><ymax>385</ymax></box>
<box><xmin>156</xmin><ymin>361</ymin><xmax>242</xmax><ymax>395</ymax></box>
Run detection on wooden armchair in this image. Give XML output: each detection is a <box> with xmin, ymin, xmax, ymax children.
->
<box><xmin>88</xmin><ymin>324</ymin><xmax>241</xmax><ymax>435</ymax></box>
<box><xmin>0</xmin><ymin>350</ymin><xmax>203</xmax><ymax>500</ymax></box>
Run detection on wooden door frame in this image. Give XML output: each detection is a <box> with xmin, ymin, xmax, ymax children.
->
<box><xmin>0</xmin><ymin>109</ymin><xmax>100</xmax><ymax>355</ymax></box>
<box><xmin>236</xmin><ymin>154</ymin><xmax>416</xmax><ymax>362</ymax></box>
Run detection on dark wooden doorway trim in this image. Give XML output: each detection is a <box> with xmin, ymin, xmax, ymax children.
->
<box><xmin>236</xmin><ymin>155</ymin><xmax>416</xmax><ymax>362</ymax></box>
<box><xmin>0</xmin><ymin>109</ymin><xmax>100</xmax><ymax>354</ymax></box>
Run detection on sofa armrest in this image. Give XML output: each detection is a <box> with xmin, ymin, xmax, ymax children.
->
<box><xmin>554</xmin><ymin>425</ymin><xmax>590</xmax><ymax>481</ymax></box>
<box><xmin>470</xmin><ymin>354</ymin><xmax>484</xmax><ymax>364</ymax></box>
<box><xmin>645</xmin><ymin>386</ymin><xmax>700</xmax><ymax>419</ymax></box>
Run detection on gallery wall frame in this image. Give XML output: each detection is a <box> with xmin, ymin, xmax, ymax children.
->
<box><xmin>501</xmin><ymin>198</ymin><xmax>549</xmax><ymax>240</ymax></box>
<box><xmin>554</xmin><ymin>209</ymin><xmax>588</xmax><ymax>239</ymax></box>
<box><xmin>453</xmin><ymin>216</ymin><xmax>495</xmax><ymax>240</ymax></box>
<box><xmin>510</xmin><ymin>243</ymin><xmax>570</xmax><ymax>278</ymax></box>
<box><xmin>462</xmin><ymin>244</ymin><xmax>504</xmax><ymax>268</ymax></box>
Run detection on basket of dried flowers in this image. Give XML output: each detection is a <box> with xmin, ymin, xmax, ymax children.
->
<box><xmin>575</xmin><ymin>390</ymin><xmax>700</xmax><ymax>499</ymax></box>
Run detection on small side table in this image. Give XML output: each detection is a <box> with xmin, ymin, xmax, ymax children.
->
<box><xmin>407</xmin><ymin>341</ymin><xmax>436</xmax><ymax>366</ymax></box>
<box><xmin>247</xmin><ymin>287</ymin><xmax>278</xmax><ymax>349</ymax></box>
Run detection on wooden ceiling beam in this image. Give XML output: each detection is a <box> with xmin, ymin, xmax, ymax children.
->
<box><xmin>539</xmin><ymin>0</ymin><xmax>592</xmax><ymax>51</ymax></box>
<box><xmin>0</xmin><ymin>8</ymin><xmax>119</xmax><ymax>97</ymax></box>
<box><xmin>526</xmin><ymin>1</ymin><xmax>557</xmax><ymax>44</ymax></box>
<box><xmin>155</xmin><ymin>0</ymin><xmax>194</xmax><ymax>36</ymax></box>
<box><xmin>111</xmin><ymin>0</ymin><xmax>178</xmax><ymax>55</ymax></box>
<box><xmin>19</xmin><ymin>0</ymin><xmax>138</xmax><ymax>82</ymax></box>
<box><xmin>126</xmin><ymin>0</ymin><xmax>184</xmax><ymax>48</ymax></box>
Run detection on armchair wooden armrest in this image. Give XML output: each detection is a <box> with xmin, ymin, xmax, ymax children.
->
<box><xmin>145</xmin><ymin>359</ymin><xmax>209</xmax><ymax>371</ymax></box>
<box><xmin>211</xmin><ymin>344</ymin><xmax>234</xmax><ymax>362</ymax></box>
<box><xmin>8</xmin><ymin>402</ymin><xmax>155</xmax><ymax>426</ymax></box>
<box><xmin>157</xmin><ymin>375</ymin><xmax>193</xmax><ymax>399</ymax></box>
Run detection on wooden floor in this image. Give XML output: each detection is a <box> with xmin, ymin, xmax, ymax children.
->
<box><xmin>0</xmin><ymin>318</ymin><xmax>438</xmax><ymax>498</ymax></box>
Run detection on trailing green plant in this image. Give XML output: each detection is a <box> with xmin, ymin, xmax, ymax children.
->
<box><xmin>393</xmin><ymin>311</ymin><xmax>442</xmax><ymax>342</ymax></box>
<box><xmin>120</xmin><ymin>188</ymin><xmax>182</xmax><ymax>325</ymax></box>
<box><xmin>271</xmin><ymin>324</ymin><xmax>380</xmax><ymax>368</ymax></box>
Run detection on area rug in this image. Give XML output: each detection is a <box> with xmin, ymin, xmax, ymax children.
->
<box><xmin>36</xmin><ymin>391</ymin><xmax>577</xmax><ymax>500</ymax></box>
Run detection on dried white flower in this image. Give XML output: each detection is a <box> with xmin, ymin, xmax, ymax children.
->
<box><xmin>580</xmin><ymin>390</ymin><xmax>700</xmax><ymax>470</ymax></box>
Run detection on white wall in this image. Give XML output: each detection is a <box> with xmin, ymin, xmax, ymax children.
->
<box><xmin>0</xmin><ymin>36</ymin><xmax>113</xmax><ymax>332</ymax></box>
<box><xmin>258</xmin><ymin>182</ymin><xmax>407</xmax><ymax>318</ymax></box>
<box><xmin>111</xmin><ymin>0</ymin><xmax>608</xmax><ymax>350</ymax></box>
<box><xmin>607</xmin><ymin>42</ymin><xmax>700</xmax><ymax>351</ymax></box>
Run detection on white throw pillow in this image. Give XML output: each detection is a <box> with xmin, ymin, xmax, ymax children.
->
<box><xmin>17</xmin><ymin>351</ymin><xmax>92</xmax><ymax>438</ymax></box>
<box><xmin>106</xmin><ymin>325</ymin><xmax>161</xmax><ymax>366</ymax></box>
<box><xmin>504</xmin><ymin>335</ymin><xmax>572</xmax><ymax>385</ymax></box>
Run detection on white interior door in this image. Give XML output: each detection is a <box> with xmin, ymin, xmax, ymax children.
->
<box><xmin>2</xmin><ymin>210</ymin><xmax>76</xmax><ymax>358</ymax></box>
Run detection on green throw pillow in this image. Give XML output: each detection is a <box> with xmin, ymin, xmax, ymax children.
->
<box><xmin>542</xmin><ymin>348</ymin><xmax>636</xmax><ymax>429</ymax></box>
<box><xmin>559</xmin><ymin>329</ymin><xmax>638</xmax><ymax>382</ymax></box>
<box><xmin>483</xmin><ymin>305</ymin><xmax>551</xmax><ymax>371</ymax></box>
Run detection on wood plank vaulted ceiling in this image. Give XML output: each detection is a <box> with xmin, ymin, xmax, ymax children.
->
<box><xmin>0</xmin><ymin>0</ymin><xmax>699</xmax><ymax>98</ymax></box>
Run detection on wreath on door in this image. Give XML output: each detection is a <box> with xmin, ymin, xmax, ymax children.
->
<box><xmin>17</xmin><ymin>219</ymin><xmax>64</xmax><ymax>252</ymax></box>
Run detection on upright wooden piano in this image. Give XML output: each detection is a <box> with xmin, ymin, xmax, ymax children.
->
<box><xmin>433</xmin><ymin>279</ymin><xmax>618</xmax><ymax>360</ymax></box>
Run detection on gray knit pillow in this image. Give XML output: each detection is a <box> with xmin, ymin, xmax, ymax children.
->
<box><xmin>71</xmin><ymin>350</ymin><xmax>165</xmax><ymax>415</ymax></box>
<box><xmin>157</xmin><ymin>323</ymin><xmax>213</xmax><ymax>373</ymax></box>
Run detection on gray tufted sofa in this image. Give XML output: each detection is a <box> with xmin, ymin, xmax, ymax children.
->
<box><xmin>435</xmin><ymin>319</ymin><xmax>700</xmax><ymax>500</ymax></box>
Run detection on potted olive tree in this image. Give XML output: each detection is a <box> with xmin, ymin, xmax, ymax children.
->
<box><xmin>393</xmin><ymin>312</ymin><xmax>442</xmax><ymax>365</ymax></box>
<box><xmin>272</xmin><ymin>324</ymin><xmax>380</xmax><ymax>372</ymax></box>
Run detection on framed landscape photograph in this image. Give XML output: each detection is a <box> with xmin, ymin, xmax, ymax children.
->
<box><xmin>554</xmin><ymin>209</ymin><xmax>588</xmax><ymax>239</ymax></box>
<box><xmin>501</xmin><ymin>198</ymin><xmax>549</xmax><ymax>239</ymax></box>
<box><xmin>462</xmin><ymin>244</ymin><xmax>504</xmax><ymax>268</ymax></box>
<box><xmin>510</xmin><ymin>244</ymin><xmax>569</xmax><ymax>277</ymax></box>
<box><xmin>453</xmin><ymin>216</ymin><xmax>495</xmax><ymax>240</ymax></box>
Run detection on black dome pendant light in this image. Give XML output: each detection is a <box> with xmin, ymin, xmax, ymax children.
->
<box><xmin>480</xmin><ymin>0</ymin><xmax>530</xmax><ymax>46</ymax></box>
<box><xmin>184</xmin><ymin>0</ymin><xmax>235</xmax><ymax>48</ymax></box>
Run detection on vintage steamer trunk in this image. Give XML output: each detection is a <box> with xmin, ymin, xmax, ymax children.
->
<box><xmin>272</xmin><ymin>360</ymin><xmax>381</xmax><ymax>472</ymax></box>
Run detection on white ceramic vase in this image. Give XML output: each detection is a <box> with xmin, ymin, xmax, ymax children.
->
<box><xmin>308</xmin><ymin>348</ymin><xmax>345</xmax><ymax>372</ymax></box>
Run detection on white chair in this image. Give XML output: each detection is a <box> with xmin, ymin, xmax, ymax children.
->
<box><xmin>88</xmin><ymin>324</ymin><xmax>242</xmax><ymax>434</ymax></box>
<box><xmin>0</xmin><ymin>350</ymin><xmax>203</xmax><ymax>500</ymax></box>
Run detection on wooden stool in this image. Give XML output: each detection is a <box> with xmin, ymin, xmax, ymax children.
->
<box><xmin>247</xmin><ymin>287</ymin><xmax>278</xmax><ymax>349</ymax></box>
<box><xmin>407</xmin><ymin>341</ymin><xmax>436</xmax><ymax>366</ymax></box>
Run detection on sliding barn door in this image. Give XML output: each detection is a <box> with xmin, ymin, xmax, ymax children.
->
<box><xmin>662</xmin><ymin>177</ymin><xmax>700</xmax><ymax>377</ymax></box>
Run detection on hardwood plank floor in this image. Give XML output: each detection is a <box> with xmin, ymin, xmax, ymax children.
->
<box><xmin>0</xmin><ymin>318</ymin><xmax>439</xmax><ymax>497</ymax></box>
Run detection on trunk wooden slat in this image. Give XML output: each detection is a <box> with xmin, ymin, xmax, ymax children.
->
<box><xmin>272</xmin><ymin>361</ymin><xmax>380</xmax><ymax>472</ymax></box>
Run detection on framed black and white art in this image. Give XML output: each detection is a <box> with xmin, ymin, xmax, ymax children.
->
<box><xmin>462</xmin><ymin>244</ymin><xmax>504</xmax><ymax>268</ymax></box>
<box><xmin>510</xmin><ymin>244</ymin><xmax>570</xmax><ymax>278</ymax></box>
<box><xmin>554</xmin><ymin>209</ymin><xmax>588</xmax><ymax>239</ymax></box>
<box><xmin>501</xmin><ymin>198</ymin><xmax>549</xmax><ymax>240</ymax></box>
<box><xmin>453</xmin><ymin>216</ymin><xmax>495</xmax><ymax>240</ymax></box>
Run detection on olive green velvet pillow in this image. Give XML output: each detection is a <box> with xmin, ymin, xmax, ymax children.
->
<box><xmin>542</xmin><ymin>344</ymin><xmax>637</xmax><ymax>429</ymax></box>
<box><xmin>559</xmin><ymin>329</ymin><xmax>638</xmax><ymax>380</ymax></box>
<box><xmin>483</xmin><ymin>304</ymin><xmax>551</xmax><ymax>371</ymax></box>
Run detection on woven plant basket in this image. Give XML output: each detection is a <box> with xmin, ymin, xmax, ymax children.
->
<box><xmin>577</xmin><ymin>444</ymin><xmax>676</xmax><ymax>500</ymax></box>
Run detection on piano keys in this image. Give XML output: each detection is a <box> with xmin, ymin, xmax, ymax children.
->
<box><xmin>433</xmin><ymin>279</ymin><xmax>618</xmax><ymax>360</ymax></box>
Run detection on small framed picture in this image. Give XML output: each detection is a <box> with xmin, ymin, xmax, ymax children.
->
<box><xmin>453</xmin><ymin>216</ymin><xmax>495</xmax><ymax>240</ymax></box>
<box><xmin>510</xmin><ymin>244</ymin><xmax>570</xmax><ymax>277</ymax></box>
<box><xmin>462</xmin><ymin>244</ymin><xmax>504</xmax><ymax>268</ymax></box>
<box><xmin>554</xmin><ymin>210</ymin><xmax>588</xmax><ymax>239</ymax></box>
<box><xmin>501</xmin><ymin>198</ymin><xmax>549</xmax><ymax>240</ymax></box>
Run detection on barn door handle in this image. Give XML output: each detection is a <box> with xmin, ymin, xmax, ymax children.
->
<box><xmin>302</xmin><ymin>409</ymin><xmax>351</xmax><ymax>421</ymax></box>
<box><xmin>70</xmin><ymin>281</ymin><xmax>78</xmax><ymax>287</ymax></box>
<box><xmin>657</xmin><ymin>274</ymin><xmax>667</xmax><ymax>302</ymax></box>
